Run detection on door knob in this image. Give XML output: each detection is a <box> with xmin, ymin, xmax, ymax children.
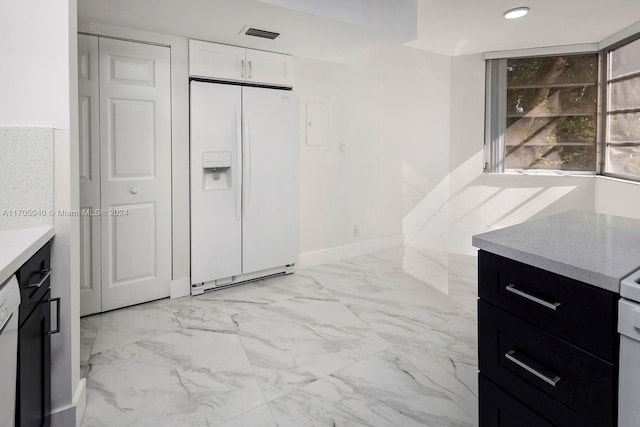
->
<box><xmin>130</xmin><ymin>187</ymin><xmax>139</xmax><ymax>194</ymax></box>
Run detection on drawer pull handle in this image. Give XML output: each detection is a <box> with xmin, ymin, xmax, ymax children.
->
<box><xmin>506</xmin><ymin>284</ymin><xmax>561</xmax><ymax>311</ymax></box>
<box><xmin>505</xmin><ymin>350</ymin><xmax>561</xmax><ymax>387</ymax></box>
<box><xmin>25</xmin><ymin>269</ymin><xmax>52</xmax><ymax>289</ymax></box>
<box><xmin>47</xmin><ymin>297</ymin><xmax>61</xmax><ymax>335</ymax></box>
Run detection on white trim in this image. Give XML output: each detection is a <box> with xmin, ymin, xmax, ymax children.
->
<box><xmin>599</xmin><ymin>20</ymin><xmax>640</xmax><ymax>50</ymax></box>
<box><xmin>484</xmin><ymin>43</ymin><xmax>598</xmax><ymax>60</ymax></box>
<box><xmin>50</xmin><ymin>377</ymin><xmax>86</xmax><ymax>427</ymax></box>
<box><xmin>596</xmin><ymin>174</ymin><xmax>640</xmax><ymax>187</ymax></box>
<box><xmin>499</xmin><ymin>170</ymin><xmax>596</xmax><ymax>177</ymax></box>
<box><xmin>297</xmin><ymin>234</ymin><xmax>404</xmax><ymax>269</ymax></box>
<box><xmin>74</xmin><ymin>378</ymin><xmax>86</xmax><ymax>427</ymax></box>
<box><xmin>170</xmin><ymin>277</ymin><xmax>191</xmax><ymax>299</ymax></box>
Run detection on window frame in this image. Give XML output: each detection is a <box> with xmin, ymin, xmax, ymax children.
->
<box><xmin>600</xmin><ymin>32</ymin><xmax>640</xmax><ymax>183</ymax></box>
<box><xmin>485</xmin><ymin>52</ymin><xmax>602</xmax><ymax>175</ymax></box>
<box><xmin>483</xmin><ymin>32</ymin><xmax>640</xmax><ymax>182</ymax></box>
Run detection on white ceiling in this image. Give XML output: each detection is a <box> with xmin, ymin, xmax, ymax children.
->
<box><xmin>406</xmin><ymin>0</ymin><xmax>640</xmax><ymax>55</ymax></box>
<box><xmin>78</xmin><ymin>0</ymin><xmax>415</xmax><ymax>63</ymax></box>
<box><xmin>78</xmin><ymin>0</ymin><xmax>640</xmax><ymax>60</ymax></box>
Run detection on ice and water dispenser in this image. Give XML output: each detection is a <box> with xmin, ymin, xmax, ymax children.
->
<box><xmin>202</xmin><ymin>151</ymin><xmax>232</xmax><ymax>191</ymax></box>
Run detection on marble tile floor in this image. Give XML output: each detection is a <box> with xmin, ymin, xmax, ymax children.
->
<box><xmin>80</xmin><ymin>246</ymin><xmax>479</xmax><ymax>427</ymax></box>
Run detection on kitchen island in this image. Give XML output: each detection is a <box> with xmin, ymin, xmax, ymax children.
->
<box><xmin>473</xmin><ymin>210</ymin><xmax>640</xmax><ymax>426</ymax></box>
<box><xmin>0</xmin><ymin>225</ymin><xmax>55</xmax><ymax>285</ymax></box>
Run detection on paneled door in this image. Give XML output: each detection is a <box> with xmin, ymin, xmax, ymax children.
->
<box><xmin>98</xmin><ymin>38</ymin><xmax>172</xmax><ymax>311</ymax></box>
<box><xmin>78</xmin><ymin>34</ymin><xmax>102</xmax><ymax>316</ymax></box>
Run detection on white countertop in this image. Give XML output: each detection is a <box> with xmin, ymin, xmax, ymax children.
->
<box><xmin>472</xmin><ymin>210</ymin><xmax>640</xmax><ymax>293</ymax></box>
<box><xmin>0</xmin><ymin>226</ymin><xmax>55</xmax><ymax>286</ymax></box>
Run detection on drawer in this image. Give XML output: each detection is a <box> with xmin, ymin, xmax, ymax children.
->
<box><xmin>479</xmin><ymin>374</ymin><xmax>553</xmax><ymax>427</ymax></box>
<box><xmin>16</xmin><ymin>242</ymin><xmax>51</xmax><ymax>325</ymax></box>
<box><xmin>478</xmin><ymin>250</ymin><xmax>618</xmax><ymax>362</ymax></box>
<box><xmin>479</xmin><ymin>301</ymin><xmax>617</xmax><ymax>427</ymax></box>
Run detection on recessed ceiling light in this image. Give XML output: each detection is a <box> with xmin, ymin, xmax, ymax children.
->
<box><xmin>503</xmin><ymin>7</ymin><xmax>530</xmax><ymax>19</ymax></box>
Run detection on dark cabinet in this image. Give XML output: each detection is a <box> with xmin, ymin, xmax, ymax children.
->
<box><xmin>16</xmin><ymin>241</ymin><xmax>56</xmax><ymax>427</ymax></box>
<box><xmin>478</xmin><ymin>250</ymin><xmax>618</xmax><ymax>427</ymax></box>
<box><xmin>479</xmin><ymin>374</ymin><xmax>554</xmax><ymax>427</ymax></box>
<box><xmin>17</xmin><ymin>290</ymin><xmax>51</xmax><ymax>427</ymax></box>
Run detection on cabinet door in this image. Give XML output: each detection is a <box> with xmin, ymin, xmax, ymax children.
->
<box><xmin>245</xmin><ymin>49</ymin><xmax>293</xmax><ymax>87</ymax></box>
<box><xmin>241</xmin><ymin>87</ymin><xmax>298</xmax><ymax>274</ymax></box>
<box><xmin>479</xmin><ymin>375</ymin><xmax>553</xmax><ymax>427</ymax></box>
<box><xmin>189</xmin><ymin>39</ymin><xmax>246</xmax><ymax>82</ymax></box>
<box><xmin>18</xmin><ymin>291</ymin><xmax>51</xmax><ymax>427</ymax></box>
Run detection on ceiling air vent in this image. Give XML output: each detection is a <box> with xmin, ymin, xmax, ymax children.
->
<box><xmin>244</xmin><ymin>27</ymin><xmax>280</xmax><ymax>40</ymax></box>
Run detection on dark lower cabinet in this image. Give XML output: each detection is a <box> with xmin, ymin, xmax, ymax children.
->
<box><xmin>478</xmin><ymin>250</ymin><xmax>618</xmax><ymax>427</ymax></box>
<box><xmin>16</xmin><ymin>241</ymin><xmax>55</xmax><ymax>427</ymax></box>
<box><xmin>479</xmin><ymin>374</ymin><xmax>554</xmax><ymax>427</ymax></box>
<box><xmin>17</xmin><ymin>290</ymin><xmax>51</xmax><ymax>427</ymax></box>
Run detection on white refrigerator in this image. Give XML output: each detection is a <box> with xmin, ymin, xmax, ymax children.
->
<box><xmin>190</xmin><ymin>81</ymin><xmax>298</xmax><ymax>290</ymax></box>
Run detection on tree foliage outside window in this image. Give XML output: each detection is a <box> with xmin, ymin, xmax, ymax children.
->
<box><xmin>488</xmin><ymin>37</ymin><xmax>640</xmax><ymax>182</ymax></box>
<box><xmin>504</xmin><ymin>54</ymin><xmax>598</xmax><ymax>171</ymax></box>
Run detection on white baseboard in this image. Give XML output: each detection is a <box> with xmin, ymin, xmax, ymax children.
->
<box><xmin>297</xmin><ymin>234</ymin><xmax>404</xmax><ymax>269</ymax></box>
<box><xmin>50</xmin><ymin>378</ymin><xmax>86</xmax><ymax>427</ymax></box>
<box><xmin>74</xmin><ymin>378</ymin><xmax>87</xmax><ymax>427</ymax></box>
<box><xmin>170</xmin><ymin>277</ymin><xmax>191</xmax><ymax>299</ymax></box>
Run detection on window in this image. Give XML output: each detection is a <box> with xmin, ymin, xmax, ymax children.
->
<box><xmin>486</xmin><ymin>54</ymin><xmax>599</xmax><ymax>173</ymax></box>
<box><xmin>486</xmin><ymin>35</ymin><xmax>640</xmax><ymax>182</ymax></box>
<box><xmin>605</xmin><ymin>38</ymin><xmax>640</xmax><ymax>180</ymax></box>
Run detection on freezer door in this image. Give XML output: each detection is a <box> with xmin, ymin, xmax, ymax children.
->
<box><xmin>190</xmin><ymin>82</ymin><xmax>243</xmax><ymax>284</ymax></box>
<box><xmin>242</xmin><ymin>87</ymin><xmax>298</xmax><ymax>274</ymax></box>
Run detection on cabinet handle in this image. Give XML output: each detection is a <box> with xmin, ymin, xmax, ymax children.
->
<box><xmin>505</xmin><ymin>350</ymin><xmax>561</xmax><ymax>387</ymax></box>
<box><xmin>505</xmin><ymin>284</ymin><xmax>561</xmax><ymax>311</ymax></box>
<box><xmin>235</xmin><ymin>107</ymin><xmax>242</xmax><ymax>221</ymax></box>
<box><xmin>26</xmin><ymin>269</ymin><xmax>52</xmax><ymax>289</ymax></box>
<box><xmin>240</xmin><ymin>60</ymin><xmax>245</xmax><ymax>78</ymax></box>
<box><xmin>0</xmin><ymin>312</ymin><xmax>13</xmax><ymax>336</ymax></box>
<box><xmin>243</xmin><ymin>117</ymin><xmax>251</xmax><ymax>220</ymax></box>
<box><xmin>47</xmin><ymin>297</ymin><xmax>61</xmax><ymax>335</ymax></box>
<box><xmin>248</xmin><ymin>60</ymin><xmax>252</xmax><ymax>78</ymax></box>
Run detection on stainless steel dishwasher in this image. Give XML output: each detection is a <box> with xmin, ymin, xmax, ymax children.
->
<box><xmin>619</xmin><ymin>269</ymin><xmax>640</xmax><ymax>427</ymax></box>
<box><xmin>0</xmin><ymin>275</ymin><xmax>20</xmax><ymax>427</ymax></box>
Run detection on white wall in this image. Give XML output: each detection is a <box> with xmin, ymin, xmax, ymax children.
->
<box><xmin>406</xmin><ymin>54</ymin><xmax>597</xmax><ymax>256</ymax></box>
<box><xmin>407</xmin><ymin>53</ymin><xmax>640</xmax><ymax>257</ymax></box>
<box><xmin>0</xmin><ymin>0</ymin><xmax>82</xmax><ymax>424</ymax></box>
<box><xmin>294</xmin><ymin>46</ymin><xmax>451</xmax><ymax>261</ymax></box>
<box><xmin>595</xmin><ymin>177</ymin><xmax>640</xmax><ymax>220</ymax></box>
<box><xmin>0</xmin><ymin>0</ymin><xmax>70</xmax><ymax>128</ymax></box>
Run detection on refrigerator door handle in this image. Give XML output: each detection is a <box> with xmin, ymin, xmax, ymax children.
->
<box><xmin>243</xmin><ymin>116</ymin><xmax>252</xmax><ymax>220</ymax></box>
<box><xmin>236</xmin><ymin>107</ymin><xmax>242</xmax><ymax>221</ymax></box>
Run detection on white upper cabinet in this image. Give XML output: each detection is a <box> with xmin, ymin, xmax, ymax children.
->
<box><xmin>189</xmin><ymin>40</ymin><xmax>246</xmax><ymax>82</ymax></box>
<box><xmin>245</xmin><ymin>49</ymin><xmax>293</xmax><ymax>88</ymax></box>
<box><xmin>189</xmin><ymin>39</ymin><xmax>293</xmax><ymax>88</ymax></box>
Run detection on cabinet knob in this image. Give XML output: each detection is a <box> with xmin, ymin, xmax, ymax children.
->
<box><xmin>130</xmin><ymin>187</ymin><xmax>139</xmax><ymax>194</ymax></box>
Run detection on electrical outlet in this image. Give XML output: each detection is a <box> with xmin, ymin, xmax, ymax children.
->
<box><xmin>339</xmin><ymin>143</ymin><xmax>346</xmax><ymax>153</ymax></box>
<box><xmin>354</xmin><ymin>224</ymin><xmax>360</xmax><ymax>237</ymax></box>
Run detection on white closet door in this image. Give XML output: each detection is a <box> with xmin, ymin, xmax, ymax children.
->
<box><xmin>98</xmin><ymin>38</ymin><xmax>172</xmax><ymax>311</ymax></box>
<box><xmin>78</xmin><ymin>34</ymin><xmax>101</xmax><ymax>316</ymax></box>
<box><xmin>241</xmin><ymin>87</ymin><xmax>298</xmax><ymax>274</ymax></box>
